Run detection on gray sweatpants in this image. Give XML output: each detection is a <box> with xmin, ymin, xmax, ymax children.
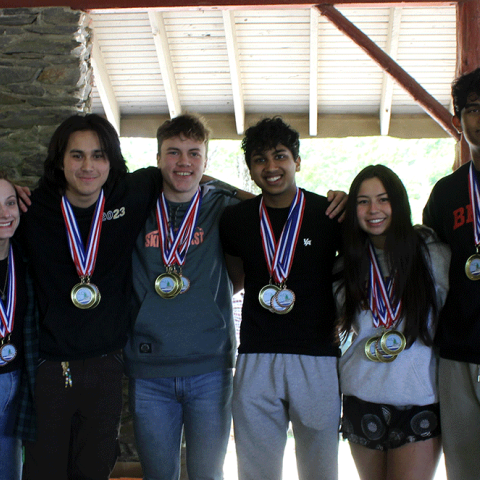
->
<box><xmin>439</xmin><ymin>357</ymin><xmax>480</xmax><ymax>480</ymax></box>
<box><xmin>232</xmin><ymin>353</ymin><xmax>340</xmax><ymax>480</ymax></box>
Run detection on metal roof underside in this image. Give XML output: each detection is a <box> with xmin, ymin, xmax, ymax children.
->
<box><xmin>89</xmin><ymin>5</ymin><xmax>456</xmax><ymax>139</ymax></box>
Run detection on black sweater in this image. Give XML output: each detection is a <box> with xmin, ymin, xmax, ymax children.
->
<box><xmin>423</xmin><ymin>161</ymin><xmax>480</xmax><ymax>364</ymax></box>
<box><xmin>17</xmin><ymin>168</ymin><xmax>161</xmax><ymax>361</ymax></box>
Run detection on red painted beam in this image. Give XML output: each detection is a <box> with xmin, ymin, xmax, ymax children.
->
<box><xmin>0</xmin><ymin>0</ymin><xmax>456</xmax><ymax>10</ymax></box>
<box><xmin>317</xmin><ymin>3</ymin><xmax>460</xmax><ymax>140</ymax></box>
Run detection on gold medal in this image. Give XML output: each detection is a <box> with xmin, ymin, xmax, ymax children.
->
<box><xmin>259</xmin><ymin>284</ymin><xmax>280</xmax><ymax>310</ymax></box>
<box><xmin>374</xmin><ymin>338</ymin><xmax>397</xmax><ymax>363</ymax></box>
<box><xmin>380</xmin><ymin>329</ymin><xmax>406</xmax><ymax>356</ymax></box>
<box><xmin>71</xmin><ymin>281</ymin><xmax>101</xmax><ymax>309</ymax></box>
<box><xmin>155</xmin><ymin>271</ymin><xmax>182</xmax><ymax>299</ymax></box>
<box><xmin>466</xmin><ymin>253</ymin><xmax>480</xmax><ymax>280</ymax></box>
<box><xmin>365</xmin><ymin>336</ymin><xmax>380</xmax><ymax>362</ymax></box>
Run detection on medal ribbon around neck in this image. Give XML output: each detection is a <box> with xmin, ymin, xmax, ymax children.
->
<box><xmin>0</xmin><ymin>246</ymin><xmax>16</xmax><ymax>340</ymax></box>
<box><xmin>367</xmin><ymin>242</ymin><xmax>402</xmax><ymax>329</ymax></box>
<box><xmin>156</xmin><ymin>188</ymin><xmax>202</xmax><ymax>268</ymax></box>
<box><xmin>259</xmin><ymin>188</ymin><xmax>305</xmax><ymax>284</ymax></box>
<box><xmin>61</xmin><ymin>190</ymin><xmax>105</xmax><ymax>280</ymax></box>
<box><xmin>468</xmin><ymin>161</ymin><xmax>480</xmax><ymax>247</ymax></box>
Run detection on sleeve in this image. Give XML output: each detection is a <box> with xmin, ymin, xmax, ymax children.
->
<box><xmin>128</xmin><ymin>167</ymin><xmax>163</xmax><ymax>198</ymax></box>
<box><xmin>417</xmin><ymin>225</ymin><xmax>451</xmax><ymax>313</ymax></box>
<box><xmin>332</xmin><ymin>256</ymin><xmax>345</xmax><ymax>318</ymax></box>
<box><xmin>422</xmin><ymin>182</ymin><xmax>444</xmax><ymax>241</ymax></box>
<box><xmin>427</xmin><ymin>237</ymin><xmax>451</xmax><ymax>312</ymax></box>
<box><xmin>14</xmin><ymin>261</ymin><xmax>39</xmax><ymax>442</ymax></box>
<box><xmin>219</xmin><ymin>205</ymin><xmax>240</xmax><ymax>257</ymax></box>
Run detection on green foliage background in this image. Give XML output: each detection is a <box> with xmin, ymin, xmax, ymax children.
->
<box><xmin>121</xmin><ymin>136</ymin><xmax>456</xmax><ymax>224</ymax></box>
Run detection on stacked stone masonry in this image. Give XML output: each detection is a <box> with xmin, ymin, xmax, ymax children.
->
<box><xmin>0</xmin><ymin>7</ymin><xmax>92</xmax><ymax>186</ymax></box>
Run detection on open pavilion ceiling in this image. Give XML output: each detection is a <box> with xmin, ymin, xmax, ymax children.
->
<box><xmin>88</xmin><ymin>4</ymin><xmax>456</xmax><ymax>139</ymax></box>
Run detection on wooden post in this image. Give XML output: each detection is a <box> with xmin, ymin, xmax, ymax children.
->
<box><xmin>455</xmin><ymin>0</ymin><xmax>480</xmax><ymax>168</ymax></box>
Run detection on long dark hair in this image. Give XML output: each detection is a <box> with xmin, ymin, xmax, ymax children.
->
<box><xmin>338</xmin><ymin>165</ymin><xmax>437</xmax><ymax>347</ymax></box>
<box><xmin>41</xmin><ymin>114</ymin><xmax>128</xmax><ymax>193</ymax></box>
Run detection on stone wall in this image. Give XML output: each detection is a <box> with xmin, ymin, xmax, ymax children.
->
<box><xmin>0</xmin><ymin>7</ymin><xmax>92</xmax><ymax>186</ymax></box>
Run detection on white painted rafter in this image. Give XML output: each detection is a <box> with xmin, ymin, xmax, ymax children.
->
<box><xmin>380</xmin><ymin>7</ymin><xmax>402</xmax><ymax>136</ymax></box>
<box><xmin>223</xmin><ymin>10</ymin><xmax>245</xmax><ymax>135</ymax></box>
<box><xmin>148</xmin><ymin>11</ymin><xmax>181</xmax><ymax>119</ymax></box>
<box><xmin>91</xmin><ymin>39</ymin><xmax>120</xmax><ymax>133</ymax></box>
<box><xmin>309</xmin><ymin>7</ymin><xmax>319</xmax><ymax>136</ymax></box>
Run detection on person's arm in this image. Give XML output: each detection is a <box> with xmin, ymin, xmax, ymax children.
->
<box><xmin>201</xmin><ymin>175</ymin><xmax>254</xmax><ymax>201</ymax></box>
<box><xmin>326</xmin><ymin>190</ymin><xmax>347</xmax><ymax>222</ymax></box>
<box><xmin>224</xmin><ymin>253</ymin><xmax>245</xmax><ymax>294</ymax></box>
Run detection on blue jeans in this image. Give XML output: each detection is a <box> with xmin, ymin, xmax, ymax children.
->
<box><xmin>130</xmin><ymin>369</ymin><xmax>233</xmax><ymax>480</ymax></box>
<box><xmin>0</xmin><ymin>369</ymin><xmax>22</xmax><ymax>480</ymax></box>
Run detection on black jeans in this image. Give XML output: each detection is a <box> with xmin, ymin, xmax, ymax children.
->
<box><xmin>24</xmin><ymin>352</ymin><xmax>124</xmax><ymax>480</ymax></box>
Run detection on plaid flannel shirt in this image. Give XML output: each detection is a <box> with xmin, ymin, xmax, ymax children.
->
<box><xmin>14</xmin><ymin>258</ymin><xmax>38</xmax><ymax>443</ymax></box>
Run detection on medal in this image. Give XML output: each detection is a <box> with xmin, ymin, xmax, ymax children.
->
<box><xmin>270</xmin><ymin>288</ymin><xmax>296</xmax><ymax>314</ymax></box>
<box><xmin>466</xmin><ymin>162</ymin><xmax>480</xmax><ymax>280</ymax></box>
<box><xmin>380</xmin><ymin>329</ymin><xmax>406</xmax><ymax>355</ymax></box>
<box><xmin>365</xmin><ymin>243</ymin><xmax>404</xmax><ymax>360</ymax></box>
<box><xmin>259</xmin><ymin>284</ymin><xmax>280</xmax><ymax>310</ymax></box>
<box><xmin>155</xmin><ymin>270</ymin><xmax>183</xmax><ymax>299</ymax></box>
<box><xmin>0</xmin><ymin>341</ymin><xmax>17</xmax><ymax>364</ymax></box>
<box><xmin>180</xmin><ymin>275</ymin><xmax>191</xmax><ymax>294</ymax></box>
<box><xmin>374</xmin><ymin>337</ymin><xmax>397</xmax><ymax>363</ymax></box>
<box><xmin>258</xmin><ymin>188</ymin><xmax>305</xmax><ymax>314</ymax></box>
<box><xmin>364</xmin><ymin>335</ymin><xmax>399</xmax><ymax>363</ymax></box>
<box><xmin>155</xmin><ymin>190</ymin><xmax>202</xmax><ymax>298</ymax></box>
<box><xmin>365</xmin><ymin>336</ymin><xmax>381</xmax><ymax>362</ymax></box>
<box><xmin>465</xmin><ymin>249</ymin><xmax>480</xmax><ymax>280</ymax></box>
<box><xmin>0</xmin><ymin>246</ymin><xmax>16</xmax><ymax>365</ymax></box>
<box><xmin>62</xmin><ymin>192</ymin><xmax>105</xmax><ymax>309</ymax></box>
<box><xmin>71</xmin><ymin>280</ymin><xmax>101</xmax><ymax>309</ymax></box>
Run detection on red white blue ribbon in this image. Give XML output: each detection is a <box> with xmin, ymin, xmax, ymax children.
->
<box><xmin>0</xmin><ymin>246</ymin><xmax>16</xmax><ymax>339</ymax></box>
<box><xmin>368</xmin><ymin>242</ymin><xmax>402</xmax><ymax>329</ymax></box>
<box><xmin>61</xmin><ymin>190</ymin><xmax>105</xmax><ymax>279</ymax></box>
<box><xmin>156</xmin><ymin>188</ymin><xmax>202</xmax><ymax>267</ymax></box>
<box><xmin>259</xmin><ymin>187</ymin><xmax>305</xmax><ymax>284</ymax></box>
<box><xmin>468</xmin><ymin>161</ymin><xmax>480</xmax><ymax>247</ymax></box>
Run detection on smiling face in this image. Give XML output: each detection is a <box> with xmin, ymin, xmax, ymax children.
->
<box><xmin>62</xmin><ymin>130</ymin><xmax>111</xmax><ymax>208</ymax></box>
<box><xmin>248</xmin><ymin>144</ymin><xmax>301</xmax><ymax>208</ymax></box>
<box><xmin>0</xmin><ymin>179</ymin><xmax>20</xmax><ymax>258</ymax></box>
<box><xmin>157</xmin><ymin>135</ymin><xmax>207</xmax><ymax>203</ymax></box>
<box><xmin>356</xmin><ymin>177</ymin><xmax>392</xmax><ymax>249</ymax></box>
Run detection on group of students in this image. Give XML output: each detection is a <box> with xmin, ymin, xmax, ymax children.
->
<box><xmin>1</xmin><ymin>67</ymin><xmax>480</xmax><ymax>480</ymax></box>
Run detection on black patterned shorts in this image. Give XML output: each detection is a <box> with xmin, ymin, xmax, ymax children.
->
<box><xmin>341</xmin><ymin>395</ymin><xmax>441</xmax><ymax>451</ymax></box>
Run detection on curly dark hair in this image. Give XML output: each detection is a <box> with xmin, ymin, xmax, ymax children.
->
<box><xmin>242</xmin><ymin>117</ymin><xmax>300</xmax><ymax>169</ymax></box>
<box><xmin>452</xmin><ymin>67</ymin><xmax>480</xmax><ymax>118</ymax></box>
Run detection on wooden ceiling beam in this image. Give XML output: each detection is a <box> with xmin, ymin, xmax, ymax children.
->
<box><xmin>317</xmin><ymin>3</ymin><xmax>460</xmax><ymax>140</ymax></box>
<box><xmin>91</xmin><ymin>39</ymin><xmax>121</xmax><ymax>133</ymax></box>
<box><xmin>148</xmin><ymin>11</ymin><xmax>182</xmax><ymax>119</ymax></box>
<box><xmin>223</xmin><ymin>10</ymin><xmax>245</xmax><ymax>135</ymax></box>
<box><xmin>309</xmin><ymin>7</ymin><xmax>319</xmax><ymax>136</ymax></box>
<box><xmin>379</xmin><ymin>7</ymin><xmax>401</xmax><ymax>136</ymax></box>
